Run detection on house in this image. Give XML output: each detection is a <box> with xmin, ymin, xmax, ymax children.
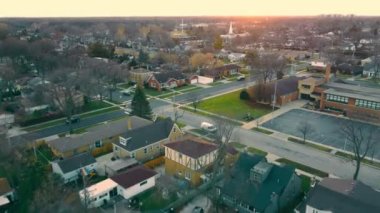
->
<box><xmin>147</xmin><ymin>71</ymin><xmax>186</xmax><ymax>91</ymax></box>
<box><xmin>110</xmin><ymin>166</ymin><xmax>157</xmax><ymax>200</ymax></box>
<box><xmin>228</xmin><ymin>53</ymin><xmax>246</xmax><ymax>62</ymax></box>
<box><xmin>104</xmin><ymin>158</ymin><xmax>139</xmax><ymax>177</ymax></box>
<box><xmin>334</xmin><ymin>63</ymin><xmax>363</xmax><ymax>75</ymax></box>
<box><xmin>363</xmin><ymin>63</ymin><xmax>379</xmax><ymax>78</ymax></box>
<box><xmin>202</xmin><ymin>64</ymin><xmax>241</xmax><ymax>80</ymax></box>
<box><xmin>0</xmin><ymin>178</ymin><xmax>15</xmax><ymax>208</ymax></box>
<box><xmin>296</xmin><ymin>178</ymin><xmax>380</xmax><ymax>213</ymax></box>
<box><xmin>218</xmin><ymin>153</ymin><xmax>301</xmax><ymax>213</ymax></box>
<box><xmin>250</xmin><ymin>76</ymin><xmax>306</xmax><ymax>106</ymax></box>
<box><xmin>164</xmin><ymin>137</ymin><xmax>218</xmax><ymax>186</ymax></box>
<box><xmin>51</xmin><ymin>152</ymin><xmax>97</xmax><ymax>183</ymax></box>
<box><xmin>113</xmin><ymin>118</ymin><xmax>183</xmax><ymax>162</ymax></box>
<box><xmin>47</xmin><ymin>116</ymin><xmax>152</xmax><ymax>158</ymax></box>
<box><xmin>129</xmin><ymin>68</ymin><xmax>153</xmax><ymax>84</ymax></box>
<box><xmin>79</xmin><ymin>166</ymin><xmax>157</xmax><ymax>208</ymax></box>
<box><xmin>309</xmin><ymin>61</ymin><xmax>327</xmax><ymax>72</ymax></box>
<box><xmin>79</xmin><ymin>178</ymin><xmax>119</xmax><ymax>208</ymax></box>
<box><xmin>187</xmin><ymin>75</ymin><xmax>214</xmax><ymax>85</ymax></box>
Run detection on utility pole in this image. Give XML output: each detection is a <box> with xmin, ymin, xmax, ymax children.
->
<box><xmin>271</xmin><ymin>80</ymin><xmax>278</xmax><ymax>124</ymax></box>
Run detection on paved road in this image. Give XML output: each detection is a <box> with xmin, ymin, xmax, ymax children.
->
<box><xmin>10</xmin><ymin>110</ymin><xmax>127</xmax><ymax>145</ymax></box>
<box><xmin>262</xmin><ymin>109</ymin><xmax>380</xmax><ymax>159</ymax></box>
<box><xmin>160</xmin><ymin>107</ymin><xmax>380</xmax><ymax>190</ymax></box>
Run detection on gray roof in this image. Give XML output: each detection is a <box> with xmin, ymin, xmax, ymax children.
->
<box><xmin>220</xmin><ymin>153</ymin><xmax>295</xmax><ymax>212</ymax></box>
<box><xmin>304</xmin><ymin>178</ymin><xmax>380</xmax><ymax>213</ymax></box>
<box><xmin>57</xmin><ymin>152</ymin><xmax>96</xmax><ymax>173</ymax></box>
<box><xmin>47</xmin><ymin>116</ymin><xmax>152</xmax><ymax>153</ymax></box>
<box><xmin>324</xmin><ymin>82</ymin><xmax>380</xmax><ymax>102</ymax></box>
<box><xmin>152</xmin><ymin>71</ymin><xmax>186</xmax><ymax>83</ymax></box>
<box><xmin>115</xmin><ymin>118</ymin><xmax>174</xmax><ymax>152</ymax></box>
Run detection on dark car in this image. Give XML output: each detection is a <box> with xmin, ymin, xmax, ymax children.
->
<box><xmin>65</xmin><ymin>115</ymin><xmax>80</xmax><ymax>124</ymax></box>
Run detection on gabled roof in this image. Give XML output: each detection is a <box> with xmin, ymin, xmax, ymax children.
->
<box><xmin>110</xmin><ymin>166</ymin><xmax>157</xmax><ymax>189</ymax></box>
<box><xmin>220</xmin><ymin>153</ymin><xmax>295</xmax><ymax>212</ymax></box>
<box><xmin>164</xmin><ymin>137</ymin><xmax>218</xmax><ymax>159</ymax></box>
<box><xmin>204</xmin><ymin>64</ymin><xmax>241</xmax><ymax>77</ymax></box>
<box><xmin>304</xmin><ymin>178</ymin><xmax>380</xmax><ymax>213</ymax></box>
<box><xmin>0</xmin><ymin>178</ymin><xmax>12</xmax><ymax>196</ymax></box>
<box><xmin>57</xmin><ymin>152</ymin><xmax>96</xmax><ymax>174</ymax></box>
<box><xmin>152</xmin><ymin>71</ymin><xmax>186</xmax><ymax>83</ymax></box>
<box><xmin>47</xmin><ymin>116</ymin><xmax>152</xmax><ymax>153</ymax></box>
<box><xmin>116</xmin><ymin>118</ymin><xmax>175</xmax><ymax>152</ymax></box>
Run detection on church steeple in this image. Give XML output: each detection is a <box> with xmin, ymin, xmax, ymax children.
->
<box><xmin>228</xmin><ymin>22</ymin><xmax>233</xmax><ymax>34</ymax></box>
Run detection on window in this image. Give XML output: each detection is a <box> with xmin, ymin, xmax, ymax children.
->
<box><xmin>140</xmin><ymin>180</ymin><xmax>148</xmax><ymax>186</ymax></box>
<box><xmin>95</xmin><ymin>140</ymin><xmax>102</xmax><ymax>148</ymax></box>
<box><xmin>355</xmin><ymin>99</ymin><xmax>380</xmax><ymax>110</ymax></box>
<box><xmin>144</xmin><ymin>148</ymin><xmax>147</xmax><ymax>154</ymax></box>
<box><xmin>326</xmin><ymin>94</ymin><xmax>348</xmax><ymax>104</ymax></box>
<box><xmin>179</xmin><ymin>153</ymin><xmax>182</xmax><ymax>159</ymax></box>
<box><xmin>131</xmin><ymin>152</ymin><xmax>135</xmax><ymax>158</ymax></box>
<box><xmin>302</xmin><ymin>84</ymin><xmax>311</xmax><ymax>89</ymax></box>
<box><xmin>185</xmin><ymin>171</ymin><xmax>191</xmax><ymax>180</ymax></box>
<box><xmin>99</xmin><ymin>194</ymin><xmax>107</xmax><ymax>199</ymax></box>
<box><xmin>114</xmin><ymin>146</ymin><xmax>118</xmax><ymax>151</ymax></box>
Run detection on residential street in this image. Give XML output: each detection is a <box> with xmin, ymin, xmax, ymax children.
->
<box><xmin>159</xmin><ymin>107</ymin><xmax>380</xmax><ymax>190</ymax></box>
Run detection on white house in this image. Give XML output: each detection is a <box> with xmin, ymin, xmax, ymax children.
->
<box><xmin>51</xmin><ymin>152</ymin><xmax>97</xmax><ymax>183</ymax></box>
<box><xmin>110</xmin><ymin>166</ymin><xmax>157</xmax><ymax>200</ymax></box>
<box><xmin>228</xmin><ymin>53</ymin><xmax>246</xmax><ymax>62</ymax></box>
<box><xmin>0</xmin><ymin>178</ymin><xmax>15</xmax><ymax>208</ymax></box>
<box><xmin>79</xmin><ymin>178</ymin><xmax>118</xmax><ymax>208</ymax></box>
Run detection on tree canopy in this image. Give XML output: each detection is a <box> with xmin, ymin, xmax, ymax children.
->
<box><xmin>131</xmin><ymin>85</ymin><xmax>152</xmax><ymax>120</ymax></box>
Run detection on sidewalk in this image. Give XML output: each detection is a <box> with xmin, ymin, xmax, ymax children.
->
<box><xmin>242</xmin><ymin>100</ymin><xmax>308</xmax><ymax>129</ymax></box>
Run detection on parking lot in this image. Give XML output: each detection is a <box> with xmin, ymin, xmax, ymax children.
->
<box><xmin>262</xmin><ymin>109</ymin><xmax>380</xmax><ymax>159</ymax></box>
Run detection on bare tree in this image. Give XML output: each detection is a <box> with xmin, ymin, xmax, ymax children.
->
<box><xmin>48</xmin><ymin>68</ymin><xmax>82</xmax><ymax>133</ymax></box>
<box><xmin>341</xmin><ymin>119</ymin><xmax>377</xmax><ymax>180</ymax></box>
<box><xmin>189</xmin><ymin>95</ymin><xmax>201</xmax><ymax>112</ymax></box>
<box><xmin>210</xmin><ymin>117</ymin><xmax>236</xmax><ymax>213</ymax></box>
<box><xmin>297</xmin><ymin>121</ymin><xmax>313</xmax><ymax>144</ymax></box>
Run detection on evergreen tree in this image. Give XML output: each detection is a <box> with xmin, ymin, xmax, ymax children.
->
<box><xmin>138</xmin><ymin>49</ymin><xmax>149</xmax><ymax>64</ymax></box>
<box><xmin>131</xmin><ymin>85</ymin><xmax>152</xmax><ymax>119</ymax></box>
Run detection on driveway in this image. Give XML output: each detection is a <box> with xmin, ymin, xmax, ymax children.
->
<box><xmin>262</xmin><ymin>109</ymin><xmax>380</xmax><ymax>159</ymax></box>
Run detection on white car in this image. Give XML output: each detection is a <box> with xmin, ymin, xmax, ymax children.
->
<box><xmin>201</xmin><ymin>122</ymin><xmax>217</xmax><ymax>132</ymax></box>
<box><xmin>237</xmin><ymin>75</ymin><xmax>246</xmax><ymax>81</ymax></box>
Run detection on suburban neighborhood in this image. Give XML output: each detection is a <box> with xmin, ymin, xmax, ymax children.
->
<box><xmin>1</xmin><ymin>2</ymin><xmax>380</xmax><ymax>213</ymax></box>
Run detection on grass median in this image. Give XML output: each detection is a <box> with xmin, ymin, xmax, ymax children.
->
<box><xmin>276</xmin><ymin>158</ymin><xmax>329</xmax><ymax>177</ymax></box>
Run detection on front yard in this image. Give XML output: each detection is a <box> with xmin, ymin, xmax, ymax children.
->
<box><xmin>197</xmin><ymin>90</ymin><xmax>272</xmax><ymax>121</ymax></box>
<box><xmin>136</xmin><ymin>188</ymin><xmax>178</xmax><ymax>211</ymax></box>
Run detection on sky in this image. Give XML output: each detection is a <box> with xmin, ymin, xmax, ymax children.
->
<box><xmin>1</xmin><ymin>0</ymin><xmax>380</xmax><ymax>17</ymax></box>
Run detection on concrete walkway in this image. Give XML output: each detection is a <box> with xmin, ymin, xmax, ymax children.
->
<box><xmin>242</xmin><ymin>100</ymin><xmax>308</xmax><ymax>129</ymax></box>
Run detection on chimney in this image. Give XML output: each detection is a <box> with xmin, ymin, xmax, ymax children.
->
<box><xmin>325</xmin><ymin>64</ymin><xmax>331</xmax><ymax>83</ymax></box>
<box><xmin>127</xmin><ymin>117</ymin><xmax>132</xmax><ymax>130</ymax></box>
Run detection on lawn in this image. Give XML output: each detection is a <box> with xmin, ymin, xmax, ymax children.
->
<box><xmin>335</xmin><ymin>151</ymin><xmax>380</xmax><ymax>169</ymax></box>
<box><xmin>276</xmin><ymin>158</ymin><xmax>329</xmax><ymax>177</ymax></box>
<box><xmin>80</xmin><ymin>100</ymin><xmax>113</xmax><ymax>113</ymax></box>
<box><xmin>230</xmin><ymin>142</ymin><xmax>247</xmax><ymax>149</ymax></box>
<box><xmin>137</xmin><ymin>188</ymin><xmax>177</xmax><ymax>211</ymax></box>
<box><xmin>288</xmin><ymin>137</ymin><xmax>332</xmax><ymax>153</ymax></box>
<box><xmin>252</xmin><ymin>127</ymin><xmax>273</xmax><ymax>135</ymax></box>
<box><xmin>144</xmin><ymin>88</ymin><xmax>172</xmax><ymax>97</ymax></box>
<box><xmin>247</xmin><ymin>147</ymin><xmax>267</xmax><ymax>156</ymax></box>
<box><xmin>197</xmin><ymin>90</ymin><xmax>272</xmax><ymax>121</ymax></box>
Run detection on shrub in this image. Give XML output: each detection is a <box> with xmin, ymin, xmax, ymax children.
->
<box><xmin>240</xmin><ymin>89</ymin><xmax>250</xmax><ymax>100</ymax></box>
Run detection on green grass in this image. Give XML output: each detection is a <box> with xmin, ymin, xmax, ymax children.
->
<box><xmin>175</xmin><ymin>121</ymin><xmax>186</xmax><ymax>129</ymax></box>
<box><xmin>118</xmin><ymin>83</ymin><xmax>131</xmax><ymax>89</ymax></box>
<box><xmin>230</xmin><ymin>142</ymin><xmax>247</xmax><ymax>149</ymax></box>
<box><xmin>335</xmin><ymin>151</ymin><xmax>380</xmax><ymax>168</ymax></box>
<box><xmin>209</xmin><ymin>81</ymin><xmax>224</xmax><ymax>86</ymax></box>
<box><xmin>252</xmin><ymin>127</ymin><xmax>273</xmax><ymax>135</ymax></box>
<box><xmin>80</xmin><ymin>100</ymin><xmax>112</xmax><ymax>112</ymax></box>
<box><xmin>197</xmin><ymin>90</ymin><xmax>272</xmax><ymax>121</ymax></box>
<box><xmin>159</xmin><ymin>92</ymin><xmax>177</xmax><ymax>99</ymax></box>
<box><xmin>173</xmin><ymin>84</ymin><xmax>196</xmax><ymax>91</ymax></box>
<box><xmin>80</xmin><ymin>106</ymin><xmax>119</xmax><ymax>119</ymax></box>
<box><xmin>287</xmin><ymin>137</ymin><xmax>332</xmax><ymax>153</ymax></box>
<box><xmin>300</xmin><ymin>175</ymin><xmax>312</xmax><ymax>193</ymax></box>
<box><xmin>276</xmin><ymin>158</ymin><xmax>329</xmax><ymax>177</ymax></box>
<box><xmin>181</xmin><ymin>106</ymin><xmax>243</xmax><ymax>126</ymax></box>
<box><xmin>137</xmin><ymin>188</ymin><xmax>177</xmax><ymax>211</ymax></box>
<box><xmin>247</xmin><ymin>147</ymin><xmax>267</xmax><ymax>156</ymax></box>
<box><xmin>144</xmin><ymin>88</ymin><xmax>172</xmax><ymax>97</ymax></box>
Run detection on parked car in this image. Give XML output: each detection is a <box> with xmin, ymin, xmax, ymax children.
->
<box><xmin>121</xmin><ymin>89</ymin><xmax>134</xmax><ymax>96</ymax></box>
<box><xmin>65</xmin><ymin>115</ymin><xmax>80</xmax><ymax>124</ymax></box>
<box><xmin>192</xmin><ymin>206</ymin><xmax>204</xmax><ymax>213</ymax></box>
<box><xmin>237</xmin><ymin>75</ymin><xmax>245</xmax><ymax>81</ymax></box>
<box><xmin>201</xmin><ymin>122</ymin><xmax>217</xmax><ymax>132</ymax></box>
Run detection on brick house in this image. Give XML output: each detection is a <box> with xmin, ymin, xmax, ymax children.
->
<box><xmin>202</xmin><ymin>64</ymin><xmax>241</xmax><ymax>80</ymax></box>
<box><xmin>147</xmin><ymin>71</ymin><xmax>186</xmax><ymax>91</ymax></box>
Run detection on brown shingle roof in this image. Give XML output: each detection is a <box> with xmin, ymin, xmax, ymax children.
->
<box><xmin>0</xmin><ymin>178</ymin><xmax>12</xmax><ymax>196</ymax></box>
<box><xmin>164</xmin><ymin>138</ymin><xmax>218</xmax><ymax>159</ymax></box>
<box><xmin>110</xmin><ymin>166</ymin><xmax>157</xmax><ymax>189</ymax></box>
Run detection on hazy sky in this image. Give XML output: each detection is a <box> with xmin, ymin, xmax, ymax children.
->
<box><xmin>1</xmin><ymin>0</ymin><xmax>380</xmax><ymax>17</ymax></box>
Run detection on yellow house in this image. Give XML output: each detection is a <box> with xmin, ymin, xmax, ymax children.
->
<box><xmin>164</xmin><ymin>137</ymin><xmax>218</xmax><ymax>187</ymax></box>
<box><xmin>46</xmin><ymin>116</ymin><xmax>152</xmax><ymax>158</ymax></box>
<box><xmin>113</xmin><ymin>118</ymin><xmax>183</xmax><ymax>162</ymax></box>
